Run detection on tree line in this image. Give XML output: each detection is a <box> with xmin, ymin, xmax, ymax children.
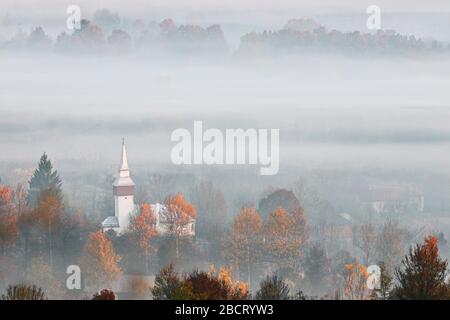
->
<box><xmin>1</xmin><ymin>153</ymin><xmax>450</xmax><ymax>299</ymax></box>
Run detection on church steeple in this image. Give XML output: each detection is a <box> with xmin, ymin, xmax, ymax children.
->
<box><xmin>111</xmin><ymin>138</ymin><xmax>136</xmax><ymax>233</ymax></box>
<box><xmin>119</xmin><ymin>138</ymin><xmax>130</xmax><ymax>178</ymax></box>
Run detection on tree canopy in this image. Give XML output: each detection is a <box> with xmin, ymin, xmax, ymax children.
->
<box><xmin>28</xmin><ymin>153</ymin><xmax>63</xmax><ymax>208</ymax></box>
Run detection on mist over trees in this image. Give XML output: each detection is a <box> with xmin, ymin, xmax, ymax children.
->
<box><xmin>1</xmin><ymin>6</ymin><xmax>450</xmax><ymax>301</ymax></box>
<box><xmin>237</xmin><ymin>18</ymin><xmax>445</xmax><ymax>57</ymax></box>
<box><xmin>1</xmin><ymin>148</ymin><xmax>450</xmax><ymax>299</ymax></box>
<box><xmin>1</xmin><ymin>9</ymin><xmax>449</xmax><ymax>59</ymax></box>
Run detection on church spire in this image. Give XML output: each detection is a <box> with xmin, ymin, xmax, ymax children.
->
<box><xmin>119</xmin><ymin>138</ymin><xmax>130</xmax><ymax>177</ymax></box>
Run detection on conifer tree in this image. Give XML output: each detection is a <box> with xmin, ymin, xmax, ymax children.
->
<box><xmin>28</xmin><ymin>153</ymin><xmax>62</xmax><ymax>207</ymax></box>
<box><xmin>392</xmin><ymin>236</ymin><xmax>450</xmax><ymax>300</ymax></box>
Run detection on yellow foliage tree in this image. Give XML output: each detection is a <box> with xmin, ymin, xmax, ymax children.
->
<box><xmin>343</xmin><ymin>263</ymin><xmax>369</xmax><ymax>300</ymax></box>
<box><xmin>229</xmin><ymin>207</ymin><xmax>262</xmax><ymax>287</ymax></box>
<box><xmin>80</xmin><ymin>231</ymin><xmax>122</xmax><ymax>291</ymax></box>
<box><xmin>163</xmin><ymin>193</ymin><xmax>196</xmax><ymax>259</ymax></box>
<box><xmin>263</xmin><ymin>207</ymin><xmax>307</xmax><ymax>271</ymax></box>
<box><xmin>128</xmin><ymin>203</ymin><xmax>158</xmax><ymax>272</ymax></box>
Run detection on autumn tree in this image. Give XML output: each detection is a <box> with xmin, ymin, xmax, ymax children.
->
<box><xmin>0</xmin><ymin>185</ymin><xmax>17</xmax><ymax>254</ymax></box>
<box><xmin>28</xmin><ymin>153</ymin><xmax>63</xmax><ymax>208</ymax></box>
<box><xmin>263</xmin><ymin>207</ymin><xmax>307</xmax><ymax>273</ymax></box>
<box><xmin>343</xmin><ymin>263</ymin><xmax>369</xmax><ymax>300</ymax></box>
<box><xmin>0</xmin><ymin>185</ymin><xmax>11</xmax><ymax>213</ymax></box>
<box><xmin>33</xmin><ymin>193</ymin><xmax>64</xmax><ymax>268</ymax></box>
<box><xmin>3</xmin><ymin>185</ymin><xmax>28</xmax><ymax>256</ymax></box>
<box><xmin>80</xmin><ymin>231</ymin><xmax>122</xmax><ymax>291</ymax></box>
<box><xmin>127</xmin><ymin>203</ymin><xmax>158</xmax><ymax>273</ymax></box>
<box><xmin>330</xmin><ymin>250</ymin><xmax>357</xmax><ymax>297</ymax></box>
<box><xmin>151</xmin><ymin>264</ymin><xmax>248</xmax><ymax>300</ymax></box>
<box><xmin>180</xmin><ymin>267</ymin><xmax>249</xmax><ymax>300</ymax></box>
<box><xmin>228</xmin><ymin>207</ymin><xmax>262</xmax><ymax>287</ymax></box>
<box><xmin>163</xmin><ymin>193</ymin><xmax>196</xmax><ymax>259</ymax></box>
<box><xmin>214</xmin><ymin>266</ymin><xmax>249</xmax><ymax>299</ymax></box>
<box><xmin>391</xmin><ymin>236</ymin><xmax>450</xmax><ymax>300</ymax></box>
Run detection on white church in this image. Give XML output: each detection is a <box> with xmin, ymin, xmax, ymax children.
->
<box><xmin>101</xmin><ymin>140</ymin><xmax>196</xmax><ymax>237</ymax></box>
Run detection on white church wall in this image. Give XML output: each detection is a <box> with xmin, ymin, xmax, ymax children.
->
<box><xmin>115</xmin><ymin>195</ymin><xmax>135</xmax><ymax>233</ymax></box>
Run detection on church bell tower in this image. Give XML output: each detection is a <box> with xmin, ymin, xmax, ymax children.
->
<box><xmin>113</xmin><ymin>139</ymin><xmax>136</xmax><ymax>233</ymax></box>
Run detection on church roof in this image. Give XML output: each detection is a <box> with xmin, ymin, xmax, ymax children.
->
<box><xmin>120</xmin><ymin>138</ymin><xmax>129</xmax><ymax>171</ymax></box>
<box><xmin>114</xmin><ymin>139</ymin><xmax>135</xmax><ymax>187</ymax></box>
<box><xmin>101</xmin><ymin>216</ymin><xmax>119</xmax><ymax>228</ymax></box>
<box><xmin>113</xmin><ymin>176</ymin><xmax>136</xmax><ymax>187</ymax></box>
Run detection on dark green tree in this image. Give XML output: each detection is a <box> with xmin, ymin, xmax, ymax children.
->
<box><xmin>303</xmin><ymin>243</ymin><xmax>331</xmax><ymax>295</ymax></box>
<box><xmin>28</xmin><ymin>153</ymin><xmax>62</xmax><ymax>208</ymax></box>
<box><xmin>255</xmin><ymin>273</ymin><xmax>290</xmax><ymax>300</ymax></box>
<box><xmin>392</xmin><ymin>236</ymin><xmax>450</xmax><ymax>300</ymax></box>
<box><xmin>151</xmin><ymin>264</ymin><xmax>183</xmax><ymax>300</ymax></box>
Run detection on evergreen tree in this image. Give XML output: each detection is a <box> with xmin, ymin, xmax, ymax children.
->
<box><xmin>303</xmin><ymin>243</ymin><xmax>331</xmax><ymax>295</ymax></box>
<box><xmin>255</xmin><ymin>273</ymin><xmax>291</xmax><ymax>300</ymax></box>
<box><xmin>151</xmin><ymin>264</ymin><xmax>183</xmax><ymax>300</ymax></box>
<box><xmin>392</xmin><ymin>236</ymin><xmax>450</xmax><ymax>300</ymax></box>
<box><xmin>28</xmin><ymin>153</ymin><xmax>62</xmax><ymax>207</ymax></box>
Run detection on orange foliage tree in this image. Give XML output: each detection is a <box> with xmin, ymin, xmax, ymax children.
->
<box><xmin>229</xmin><ymin>207</ymin><xmax>262</xmax><ymax>287</ymax></box>
<box><xmin>33</xmin><ymin>193</ymin><xmax>64</xmax><ymax>268</ymax></box>
<box><xmin>128</xmin><ymin>203</ymin><xmax>158</xmax><ymax>272</ymax></box>
<box><xmin>180</xmin><ymin>266</ymin><xmax>249</xmax><ymax>300</ymax></box>
<box><xmin>343</xmin><ymin>263</ymin><xmax>369</xmax><ymax>300</ymax></box>
<box><xmin>0</xmin><ymin>213</ymin><xmax>17</xmax><ymax>255</ymax></box>
<box><xmin>263</xmin><ymin>207</ymin><xmax>307</xmax><ymax>272</ymax></box>
<box><xmin>0</xmin><ymin>185</ymin><xmax>17</xmax><ymax>254</ymax></box>
<box><xmin>80</xmin><ymin>231</ymin><xmax>122</xmax><ymax>291</ymax></box>
<box><xmin>0</xmin><ymin>185</ymin><xmax>12</xmax><ymax>211</ymax></box>
<box><xmin>163</xmin><ymin>193</ymin><xmax>196</xmax><ymax>259</ymax></box>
